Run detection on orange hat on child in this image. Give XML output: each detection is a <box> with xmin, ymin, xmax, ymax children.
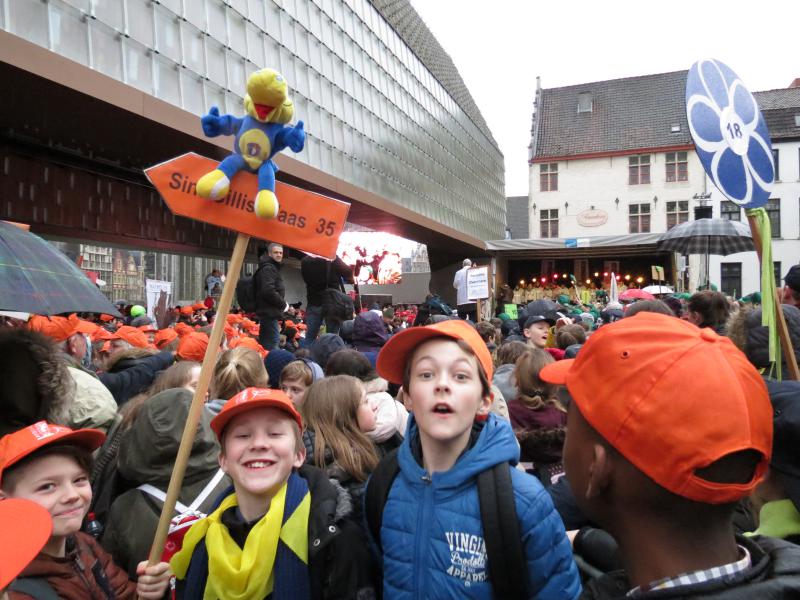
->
<box><xmin>114</xmin><ymin>325</ymin><xmax>151</xmax><ymax>349</ymax></box>
<box><xmin>154</xmin><ymin>328</ymin><xmax>179</xmax><ymax>349</ymax></box>
<box><xmin>210</xmin><ymin>388</ymin><xmax>302</xmax><ymax>440</ymax></box>
<box><xmin>179</xmin><ymin>306</ymin><xmax>194</xmax><ymax>316</ymax></box>
<box><xmin>377</xmin><ymin>319</ymin><xmax>494</xmax><ymax>384</ymax></box>
<box><xmin>0</xmin><ymin>498</ymin><xmax>52</xmax><ymax>589</ymax></box>
<box><xmin>540</xmin><ymin>313</ymin><xmax>773</xmax><ymax>504</ymax></box>
<box><xmin>175</xmin><ymin>322</ymin><xmax>195</xmax><ymax>337</ymax></box>
<box><xmin>0</xmin><ymin>421</ymin><xmax>106</xmax><ymax>485</ymax></box>
<box><xmin>230</xmin><ymin>336</ymin><xmax>267</xmax><ymax>358</ymax></box>
<box><xmin>177</xmin><ymin>331</ymin><xmax>209</xmax><ymax>362</ymax></box>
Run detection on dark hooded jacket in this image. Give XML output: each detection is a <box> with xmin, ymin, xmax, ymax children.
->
<box><xmin>98</xmin><ymin>347</ymin><xmax>174</xmax><ymax>406</ymax></box>
<box><xmin>352</xmin><ymin>311</ymin><xmax>389</xmax><ymax>353</ymax></box>
<box><xmin>726</xmin><ymin>304</ymin><xmax>800</xmax><ymax>374</ymax></box>
<box><xmin>101</xmin><ymin>388</ymin><xmax>230</xmax><ymax>578</ymax></box>
<box><xmin>310</xmin><ymin>334</ymin><xmax>346</xmax><ymax>370</ymax></box>
<box><xmin>255</xmin><ymin>254</ymin><xmax>286</xmax><ymax>319</ymax></box>
<box><xmin>579</xmin><ymin>535</ymin><xmax>800</xmax><ymax>599</ymax></box>
<box><xmin>301</xmin><ymin>256</ymin><xmax>354</xmax><ymax>307</ymax></box>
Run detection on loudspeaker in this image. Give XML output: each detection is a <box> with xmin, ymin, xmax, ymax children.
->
<box><xmin>694</xmin><ymin>206</ymin><xmax>713</xmax><ymax>220</ymax></box>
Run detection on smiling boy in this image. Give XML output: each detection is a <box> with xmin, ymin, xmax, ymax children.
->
<box><xmin>372</xmin><ymin>320</ymin><xmax>580</xmax><ymax>599</ymax></box>
<box><xmin>170</xmin><ymin>387</ymin><xmax>376</xmax><ymax>599</ymax></box>
<box><xmin>0</xmin><ymin>422</ymin><xmax>172</xmax><ymax>599</ymax></box>
<box><xmin>523</xmin><ymin>314</ymin><xmax>553</xmax><ymax>349</ymax></box>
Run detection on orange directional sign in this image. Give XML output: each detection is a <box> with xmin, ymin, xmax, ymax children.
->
<box><xmin>145</xmin><ymin>153</ymin><xmax>350</xmax><ymax>258</ymax></box>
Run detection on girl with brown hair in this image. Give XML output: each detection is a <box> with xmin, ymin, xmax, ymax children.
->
<box><xmin>205</xmin><ymin>347</ymin><xmax>268</xmax><ymax>415</ymax></box>
<box><xmin>508</xmin><ymin>348</ymin><xmax>567</xmax><ymax>472</ymax></box>
<box><xmin>300</xmin><ymin>375</ymin><xmax>379</xmax><ymax>521</ymax></box>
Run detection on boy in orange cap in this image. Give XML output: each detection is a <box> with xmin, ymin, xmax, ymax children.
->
<box><xmin>153</xmin><ymin>327</ymin><xmax>178</xmax><ymax>350</ymax></box>
<box><xmin>0</xmin><ymin>422</ymin><xmax>172</xmax><ymax>599</ymax></box>
<box><xmin>169</xmin><ymin>388</ymin><xmax>376</xmax><ymax>598</ymax></box>
<box><xmin>176</xmin><ymin>331</ymin><xmax>209</xmax><ymax>363</ymax></box>
<box><xmin>368</xmin><ymin>319</ymin><xmax>580</xmax><ymax>599</ymax></box>
<box><xmin>542</xmin><ymin>313</ymin><xmax>800</xmax><ymax>598</ymax></box>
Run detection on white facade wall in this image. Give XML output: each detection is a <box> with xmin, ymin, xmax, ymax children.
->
<box><xmin>528</xmin><ymin>151</ymin><xmax>705</xmax><ymax>239</ymax></box>
<box><xmin>709</xmin><ymin>140</ymin><xmax>800</xmax><ymax>296</ymax></box>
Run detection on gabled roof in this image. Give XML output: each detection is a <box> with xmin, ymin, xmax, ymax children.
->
<box><xmin>531</xmin><ymin>70</ymin><xmax>692</xmax><ymax>160</ymax></box>
<box><xmin>370</xmin><ymin>0</ymin><xmax>498</xmax><ymax>150</ymax></box>
<box><xmin>754</xmin><ymin>88</ymin><xmax>800</xmax><ymax>140</ymax></box>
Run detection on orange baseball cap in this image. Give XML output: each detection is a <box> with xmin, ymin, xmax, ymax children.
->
<box><xmin>138</xmin><ymin>323</ymin><xmax>157</xmax><ymax>333</ymax></box>
<box><xmin>179</xmin><ymin>306</ymin><xmax>194</xmax><ymax>316</ymax></box>
<box><xmin>210</xmin><ymin>387</ymin><xmax>302</xmax><ymax>439</ymax></box>
<box><xmin>114</xmin><ymin>325</ymin><xmax>151</xmax><ymax>349</ymax></box>
<box><xmin>377</xmin><ymin>319</ymin><xmax>493</xmax><ymax>385</ymax></box>
<box><xmin>192</xmin><ymin>302</ymin><xmax>206</xmax><ymax>311</ymax></box>
<box><xmin>229</xmin><ymin>336</ymin><xmax>267</xmax><ymax>358</ymax></box>
<box><xmin>177</xmin><ymin>331</ymin><xmax>209</xmax><ymax>362</ymax></box>
<box><xmin>0</xmin><ymin>421</ymin><xmax>106</xmax><ymax>485</ymax></box>
<box><xmin>540</xmin><ymin>313</ymin><xmax>773</xmax><ymax>504</ymax></box>
<box><xmin>174</xmin><ymin>322</ymin><xmax>194</xmax><ymax>337</ymax></box>
<box><xmin>98</xmin><ymin>314</ymin><xmax>115</xmax><ymax>322</ymax></box>
<box><xmin>226</xmin><ymin>314</ymin><xmax>244</xmax><ymax>325</ymax></box>
<box><xmin>27</xmin><ymin>315</ymin><xmax>95</xmax><ymax>342</ymax></box>
<box><xmin>91</xmin><ymin>326</ymin><xmax>117</xmax><ymax>342</ymax></box>
<box><xmin>0</xmin><ymin>498</ymin><xmax>52</xmax><ymax>589</ymax></box>
<box><xmin>154</xmin><ymin>328</ymin><xmax>178</xmax><ymax>349</ymax></box>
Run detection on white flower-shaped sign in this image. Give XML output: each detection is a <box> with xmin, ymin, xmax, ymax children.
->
<box><xmin>686</xmin><ymin>59</ymin><xmax>774</xmax><ymax>208</ymax></box>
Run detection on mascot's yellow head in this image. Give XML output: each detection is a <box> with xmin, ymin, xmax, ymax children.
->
<box><xmin>244</xmin><ymin>68</ymin><xmax>294</xmax><ymax>124</ymax></box>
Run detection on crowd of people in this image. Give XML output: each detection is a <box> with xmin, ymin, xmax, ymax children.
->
<box><xmin>2</xmin><ymin>256</ymin><xmax>800</xmax><ymax>599</ymax></box>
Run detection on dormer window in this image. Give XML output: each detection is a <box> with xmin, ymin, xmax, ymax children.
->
<box><xmin>577</xmin><ymin>92</ymin><xmax>593</xmax><ymax>113</ymax></box>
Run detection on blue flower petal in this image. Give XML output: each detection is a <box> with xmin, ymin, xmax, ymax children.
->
<box><xmin>717</xmin><ymin>148</ymin><xmax>747</xmax><ymax>201</ymax></box>
<box><xmin>689</xmin><ymin>101</ymin><xmax>723</xmax><ymax>143</ymax></box>
<box><xmin>700</xmin><ymin>61</ymin><xmax>729</xmax><ymax>110</ymax></box>
<box><xmin>732</xmin><ymin>84</ymin><xmax>756</xmax><ymax>124</ymax></box>
<box><xmin>746</xmin><ymin>135</ymin><xmax>774</xmax><ymax>184</ymax></box>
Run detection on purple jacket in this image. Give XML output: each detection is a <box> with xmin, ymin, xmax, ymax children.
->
<box><xmin>352</xmin><ymin>311</ymin><xmax>389</xmax><ymax>353</ymax></box>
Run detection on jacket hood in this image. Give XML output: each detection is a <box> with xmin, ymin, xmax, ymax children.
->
<box><xmin>67</xmin><ymin>366</ymin><xmax>118</xmax><ymax>432</ymax></box>
<box><xmin>106</xmin><ymin>347</ymin><xmax>158</xmax><ymax>371</ymax></box>
<box><xmin>728</xmin><ymin>304</ymin><xmax>800</xmax><ymax>370</ymax></box>
<box><xmin>492</xmin><ymin>363</ymin><xmax>518</xmax><ymax>404</ymax></box>
<box><xmin>309</xmin><ymin>333</ymin><xmax>345</xmax><ymax>369</ymax></box>
<box><xmin>398</xmin><ymin>413</ymin><xmax>519</xmax><ymax>488</ymax></box>
<box><xmin>118</xmin><ymin>387</ymin><xmax>220</xmax><ymax>485</ymax></box>
<box><xmin>363</xmin><ymin>376</ymin><xmax>389</xmax><ymax>394</ymax></box>
<box><xmin>352</xmin><ymin>311</ymin><xmax>388</xmax><ymax>352</ymax></box>
<box><xmin>259</xmin><ymin>255</ymin><xmax>282</xmax><ymax>269</ymax></box>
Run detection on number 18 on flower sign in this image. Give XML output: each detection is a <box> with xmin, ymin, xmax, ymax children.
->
<box><xmin>685</xmin><ymin>59</ymin><xmax>774</xmax><ymax>209</ymax></box>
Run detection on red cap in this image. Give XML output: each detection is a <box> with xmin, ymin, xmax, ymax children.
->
<box><xmin>0</xmin><ymin>422</ymin><xmax>106</xmax><ymax>485</ymax></box>
<box><xmin>177</xmin><ymin>331</ymin><xmax>209</xmax><ymax>362</ymax></box>
<box><xmin>114</xmin><ymin>325</ymin><xmax>151</xmax><ymax>349</ymax></box>
<box><xmin>210</xmin><ymin>387</ymin><xmax>302</xmax><ymax>439</ymax></box>
<box><xmin>377</xmin><ymin>320</ymin><xmax>493</xmax><ymax>385</ymax></box>
<box><xmin>0</xmin><ymin>498</ymin><xmax>52</xmax><ymax>589</ymax></box>
<box><xmin>154</xmin><ymin>328</ymin><xmax>179</xmax><ymax>349</ymax></box>
<box><xmin>540</xmin><ymin>313</ymin><xmax>772</xmax><ymax>504</ymax></box>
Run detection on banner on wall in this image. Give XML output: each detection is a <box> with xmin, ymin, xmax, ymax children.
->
<box><xmin>145</xmin><ymin>279</ymin><xmax>172</xmax><ymax>322</ymax></box>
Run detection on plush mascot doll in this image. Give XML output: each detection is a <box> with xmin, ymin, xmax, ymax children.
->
<box><xmin>195</xmin><ymin>68</ymin><xmax>305</xmax><ymax>219</ymax></box>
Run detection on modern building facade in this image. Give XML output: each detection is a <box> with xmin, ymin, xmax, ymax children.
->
<box><xmin>0</xmin><ymin>0</ymin><xmax>503</xmax><ymax>306</ymax></box>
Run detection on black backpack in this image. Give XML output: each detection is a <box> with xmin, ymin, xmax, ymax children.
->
<box><xmin>236</xmin><ymin>265</ymin><xmax>262</xmax><ymax>312</ymax></box>
<box><xmin>322</xmin><ymin>261</ymin><xmax>354</xmax><ymax>322</ymax></box>
<box><xmin>426</xmin><ymin>295</ymin><xmax>453</xmax><ymax>316</ymax></box>
<box><xmin>365</xmin><ymin>449</ymin><xmax>528</xmax><ymax>599</ymax></box>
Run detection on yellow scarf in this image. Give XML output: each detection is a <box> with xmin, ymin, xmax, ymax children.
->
<box><xmin>171</xmin><ymin>483</ymin><xmax>310</xmax><ymax>600</ymax></box>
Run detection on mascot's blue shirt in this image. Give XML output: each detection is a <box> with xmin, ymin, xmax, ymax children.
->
<box><xmin>233</xmin><ymin>115</ymin><xmax>286</xmax><ymax>170</ymax></box>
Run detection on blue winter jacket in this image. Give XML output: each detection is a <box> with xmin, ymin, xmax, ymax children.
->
<box><xmin>380</xmin><ymin>413</ymin><xmax>581</xmax><ymax>599</ymax></box>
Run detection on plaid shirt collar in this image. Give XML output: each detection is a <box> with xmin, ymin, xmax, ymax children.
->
<box><xmin>627</xmin><ymin>544</ymin><xmax>752</xmax><ymax>597</ymax></box>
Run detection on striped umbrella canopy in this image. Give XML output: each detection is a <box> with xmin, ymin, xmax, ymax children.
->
<box><xmin>656</xmin><ymin>218</ymin><xmax>754</xmax><ymax>255</ymax></box>
<box><xmin>0</xmin><ymin>221</ymin><xmax>120</xmax><ymax>316</ymax></box>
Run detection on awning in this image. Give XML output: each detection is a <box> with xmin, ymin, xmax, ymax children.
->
<box><xmin>485</xmin><ymin>233</ymin><xmax>668</xmax><ymax>260</ymax></box>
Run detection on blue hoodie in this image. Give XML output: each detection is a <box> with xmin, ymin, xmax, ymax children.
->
<box><xmin>380</xmin><ymin>413</ymin><xmax>581</xmax><ymax>599</ymax></box>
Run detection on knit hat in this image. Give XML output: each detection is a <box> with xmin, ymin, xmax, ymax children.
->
<box><xmin>130</xmin><ymin>305</ymin><xmax>146</xmax><ymax>318</ymax></box>
<box><xmin>177</xmin><ymin>331</ymin><xmax>209</xmax><ymax>362</ymax></box>
<box><xmin>264</xmin><ymin>349</ymin><xmax>296</xmax><ymax>389</ymax></box>
<box><xmin>540</xmin><ymin>313</ymin><xmax>772</xmax><ymax>504</ymax></box>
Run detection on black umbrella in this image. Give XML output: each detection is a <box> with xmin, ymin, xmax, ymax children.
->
<box><xmin>0</xmin><ymin>221</ymin><xmax>121</xmax><ymax>316</ymax></box>
<box><xmin>657</xmin><ymin>218</ymin><xmax>754</xmax><ymax>288</ymax></box>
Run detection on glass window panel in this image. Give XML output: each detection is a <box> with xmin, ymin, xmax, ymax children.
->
<box><xmin>279</xmin><ymin>10</ymin><xmax>294</xmax><ymax>47</ymax></box>
<box><xmin>248</xmin><ymin>0</ymin><xmax>265</xmax><ymax>29</ymax></box>
<box><xmin>159</xmin><ymin>0</ymin><xmax>181</xmax><ymax>14</ymax></box>
<box><xmin>229</xmin><ymin>0</ymin><xmax>248</xmax><ymax>15</ymax></box>
<box><xmin>50</xmin><ymin>4</ymin><xmax>89</xmax><ymax>65</ymax></box>
<box><xmin>123</xmin><ymin>38</ymin><xmax>153</xmax><ymax>93</ymax></box>
<box><xmin>294</xmin><ymin>21</ymin><xmax>309</xmax><ymax>63</ymax></box>
<box><xmin>264</xmin><ymin>1</ymin><xmax>280</xmax><ymax>40</ymax></box>
<box><xmin>307</xmin><ymin>69</ymin><xmax>320</xmax><ymax>102</ymax></box>
<box><xmin>91</xmin><ymin>0</ymin><xmax>123</xmax><ymax>30</ymax></box>
<box><xmin>8</xmin><ymin>0</ymin><xmax>49</xmax><ymax>46</ymax></box>
<box><xmin>308</xmin><ymin>4</ymin><xmax>322</xmax><ymax>39</ymax></box>
<box><xmin>308</xmin><ymin>36</ymin><xmax>322</xmax><ymax>71</ymax></box>
<box><xmin>320</xmin><ymin>45</ymin><xmax>333</xmax><ymax>78</ymax></box>
<box><xmin>207</xmin><ymin>0</ymin><xmax>227</xmax><ymax>41</ymax></box>
<box><xmin>227</xmin><ymin>9</ymin><xmax>247</xmax><ymax>56</ymax></box>
<box><xmin>183</xmin><ymin>0</ymin><xmax>205</xmax><ymax>30</ymax></box>
<box><xmin>226</xmin><ymin>49</ymin><xmax>245</xmax><ymax>92</ymax></box>
<box><xmin>180</xmin><ymin>70</ymin><xmax>205</xmax><ymax>115</ymax></box>
<box><xmin>244</xmin><ymin>59</ymin><xmax>257</xmax><ymax>80</ymax></box>
<box><xmin>181</xmin><ymin>21</ymin><xmax>205</xmax><ymax>74</ymax></box>
<box><xmin>282</xmin><ymin>0</ymin><xmax>295</xmax><ymax>18</ymax></box>
<box><xmin>154</xmin><ymin>56</ymin><xmax>181</xmax><ymax>106</ymax></box>
<box><xmin>155</xmin><ymin>5</ymin><xmax>180</xmax><ymax>62</ymax></box>
<box><xmin>293</xmin><ymin>0</ymin><xmax>308</xmax><ymax>28</ymax></box>
<box><xmin>225</xmin><ymin>90</ymin><xmax>243</xmax><ymax>115</ymax></box>
<box><xmin>333</xmin><ymin>87</ymin><xmax>344</xmax><ymax>120</ymax></box>
<box><xmin>294</xmin><ymin>61</ymin><xmax>309</xmax><ymax>97</ymax></box>
<box><xmin>126</xmin><ymin>0</ymin><xmax>154</xmax><ymax>47</ymax></box>
<box><xmin>90</xmin><ymin>20</ymin><xmax>122</xmax><ymax>78</ymax></box>
<box><xmin>204</xmin><ymin>80</ymin><xmax>225</xmax><ymax>110</ymax></box>
<box><xmin>263</xmin><ymin>37</ymin><xmax>279</xmax><ymax>69</ymax></box>
<box><xmin>279</xmin><ymin>46</ymin><xmax>295</xmax><ymax>85</ymax></box>
<box><xmin>343</xmin><ymin>63</ymin><xmax>354</xmax><ymax>97</ymax></box>
<box><xmin>321</xmin><ymin>14</ymin><xmax>333</xmax><ymax>48</ymax></box>
<box><xmin>332</xmin><ymin>22</ymin><xmax>345</xmax><ymax>58</ymax></box>
<box><xmin>246</xmin><ymin>22</ymin><xmax>264</xmax><ymax>65</ymax></box>
<box><xmin>206</xmin><ymin>37</ymin><xmax>227</xmax><ymax>86</ymax></box>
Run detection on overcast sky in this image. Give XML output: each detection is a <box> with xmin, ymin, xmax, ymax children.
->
<box><xmin>410</xmin><ymin>0</ymin><xmax>798</xmax><ymax>198</ymax></box>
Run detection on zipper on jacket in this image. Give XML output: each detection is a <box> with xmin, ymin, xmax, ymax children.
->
<box><xmin>414</xmin><ymin>474</ymin><xmax>433</xmax><ymax>600</ymax></box>
<box><xmin>73</xmin><ymin>555</ymin><xmax>103</xmax><ymax>600</ymax></box>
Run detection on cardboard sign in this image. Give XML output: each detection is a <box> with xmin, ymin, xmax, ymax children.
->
<box><xmin>145</xmin><ymin>153</ymin><xmax>350</xmax><ymax>258</ymax></box>
<box><xmin>466</xmin><ymin>266</ymin><xmax>490</xmax><ymax>301</ymax></box>
<box><xmin>503</xmin><ymin>304</ymin><xmax>518</xmax><ymax>320</ymax></box>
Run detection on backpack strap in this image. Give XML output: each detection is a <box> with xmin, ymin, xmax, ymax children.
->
<box><xmin>186</xmin><ymin>469</ymin><xmax>226</xmax><ymax>512</ymax></box>
<box><xmin>9</xmin><ymin>578</ymin><xmax>60</xmax><ymax>600</ymax></box>
<box><xmin>477</xmin><ymin>462</ymin><xmax>528</xmax><ymax>599</ymax></box>
<box><xmin>138</xmin><ymin>484</ymin><xmax>190</xmax><ymax>514</ymax></box>
<box><xmin>364</xmin><ymin>448</ymin><xmax>400</xmax><ymax>551</ymax></box>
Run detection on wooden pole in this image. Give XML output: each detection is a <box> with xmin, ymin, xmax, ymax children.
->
<box><xmin>146</xmin><ymin>232</ymin><xmax>251</xmax><ymax>564</ymax></box>
<box><xmin>746</xmin><ymin>214</ymin><xmax>799</xmax><ymax>380</ymax></box>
